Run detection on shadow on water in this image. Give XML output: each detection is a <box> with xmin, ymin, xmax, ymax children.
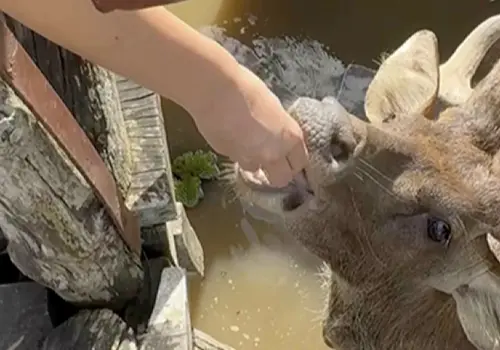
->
<box><xmin>163</xmin><ymin>1</ymin><xmax>500</xmax><ymax>348</ymax></box>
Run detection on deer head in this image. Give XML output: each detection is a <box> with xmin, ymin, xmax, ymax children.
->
<box><xmin>232</xmin><ymin>15</ymin><xmax>500</xmax><ymax>350</ymax></box>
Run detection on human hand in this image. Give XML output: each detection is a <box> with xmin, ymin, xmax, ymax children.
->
<box><xmin>191</xmin><ymin>65</ymin><xmax>308</xmax><ymax>188</ymax></box>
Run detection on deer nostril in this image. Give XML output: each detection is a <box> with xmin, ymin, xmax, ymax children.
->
<box><xmin>282</xmin><ymin>191</ymin><xmax>304</xmax><ymax>211</ymax></box>
<box><xmin>330</xmin><ymin>136</ymin><xmax>353</xmax><ymax>163</ymax></box>
<box><xmin>331</xmin><ymin>143</ymin><xmax>346</xmax><ymax>159</ymax></box>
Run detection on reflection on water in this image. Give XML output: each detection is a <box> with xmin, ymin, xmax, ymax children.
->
<box><xmin>164</xmin><ymin>1</ymin><xmax>500</xmax><ymax>348</ymax></box>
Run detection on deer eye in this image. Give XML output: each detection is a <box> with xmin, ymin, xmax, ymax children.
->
<box><xmin>427</xmin><ymin>217</ymin><xmax>452</xmax><ymax>243</ymax></box>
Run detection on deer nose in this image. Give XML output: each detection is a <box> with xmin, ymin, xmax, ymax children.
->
<box><xmin>322</xmin><ymin>326</ymin><xmax>335</xmax><ymax>348</ymax></box>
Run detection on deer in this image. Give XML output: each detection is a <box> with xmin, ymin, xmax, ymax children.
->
<box><xmin>229</xmin><ymin>15</ymin><xmax>500</xmax><ymax>350</ymax></box>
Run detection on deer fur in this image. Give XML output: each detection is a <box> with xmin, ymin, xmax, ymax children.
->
<box><xmin>231</xmin><ymin>15</ymin><xmax>500</xmax><ymax>350</ymax></box>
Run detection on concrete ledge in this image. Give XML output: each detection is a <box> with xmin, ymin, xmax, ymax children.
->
<box><xmin>139</xmin><ymin>267</ymin><xmax>193</xmax><ymax>349</ymax></box>
<box><xmin>167</xmin><ymin>203</ymin><xmax>205</xmax><ymax>276</ymax></box>
<box><xmin>139</xmin><ymin>267</ymin><xmax>234</xmax><ymax>349</ymax></box>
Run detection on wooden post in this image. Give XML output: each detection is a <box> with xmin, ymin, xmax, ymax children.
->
<box><xmin>0</xmin><ymin>75</ymin><xmax>143</xmax><ymax>305</ymax></box>
<box><xmin>6</xmin><ymin>19</ymin><xmax>133</xmax><ymax>195</ymax></box>
<box><xmin>2</xmin><ymin>18</ymin><xmax>143</xmax><ymax>306</ymax></box>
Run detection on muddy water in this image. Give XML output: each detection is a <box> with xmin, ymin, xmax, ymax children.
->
<box><xmin>163</xmin><ymin>1</ymin><xmax>500</xmax><ymax>349</ymax></box>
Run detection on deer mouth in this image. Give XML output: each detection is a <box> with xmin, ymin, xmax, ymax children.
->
<box><xmin>235</xmin><ymin>164</ymin><xmax>315</xmax><ymax>215</ymax></box>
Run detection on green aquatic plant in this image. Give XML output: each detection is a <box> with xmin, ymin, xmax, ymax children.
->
<box><xmin>172</xmin><ymin>150</ymin><xmax>219</xmax><ymax>208</ymax></box>
<box><xmin>174</xmin><ymin>176</ymin><xmax>204</xmax><ymax>208</ymax></box>
<box><xmin>172</xmin><ymin>150</ymin><xmax>220</xmax><ymax>180</ymax></box>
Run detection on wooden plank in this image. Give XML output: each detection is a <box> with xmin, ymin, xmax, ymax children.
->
<box><xmin>114</xmin><ymin>76</ymin><xmax>206</xmax><ymax>276</ymax></box>
<box><xmin>0</xmin><ymin>80</ymin><xmax>142</xmax><ymax>305</ymax></box>
<box><xmin>116</xmin><ymin>76</ymin><xmax>178</xmax><ymax>227</ymax></box>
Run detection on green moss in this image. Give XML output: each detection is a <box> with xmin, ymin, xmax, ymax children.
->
<box><xmin>172</xmin><ymin>150</ymin><xmax>218</xmax><ymax>208</ymax></box>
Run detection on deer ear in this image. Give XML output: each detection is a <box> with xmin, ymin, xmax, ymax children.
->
<box><xmin>364</xmin><ymin>30</ymin><xmax>440</xmax><ymax>124</ymax></box>
<box><xmin>452</xmin><ymin>267</ymin><xmax>500</xmax><ymax>349</ymax></box>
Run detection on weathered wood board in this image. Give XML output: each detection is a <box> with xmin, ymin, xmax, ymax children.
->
<box><xmin>1</xmin><ymin>17</ymin><xmax>144</xmax><ymax>306</ymax></box>
<box><xmin>0</xmin><ymin>75</ymin><xmax>142</xmax><ymax>305</ymax></box>
<box><xmin>115</xmin><ymin>76</ymin><xmax>178</xmax><ymax>227</ymax></box>
<box><xmin>6</xmin><ymin>17</ymin><xmax>134</xmax><ymax>195</ymax></box>
<box><xmin>115</xmin><ymin>77</ymin><xmax>204</xmax><ymax>276</ymax></box>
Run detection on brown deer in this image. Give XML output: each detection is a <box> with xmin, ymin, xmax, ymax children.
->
<box><xmin>231</xmin><ymin>15</ymin><xmax>500</xmax><ymax>350</ymax></box>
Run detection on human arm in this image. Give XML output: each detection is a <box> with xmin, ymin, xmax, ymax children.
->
<box><xmin>1</xmin><ymin>0</ymin><xmax>241</xmax><ymax>116</ymax></box>
<box><xmin>1</xmin><ymin>1</ymin><xmax>308</xmax><ymax>186</ymax></box>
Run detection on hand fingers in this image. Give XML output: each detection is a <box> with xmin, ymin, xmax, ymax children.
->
<box><xmin>285</xmin><ymin>139</ymin><xmax>309</xmax><ymax>176</ymax></box>
<box><xmin>237</xmin><ymin>159</ymin><xmax>260</xmax><ymax>172</ymax></box>
<box><xmin>262</xmin><ymin>158</ymin><xmax>294</xmax><ymax>188</ymax></box>
<box><xmin>278</xmin><ymin>115</ymin><xmax>308</xmax><ymax>175</ymax></box>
